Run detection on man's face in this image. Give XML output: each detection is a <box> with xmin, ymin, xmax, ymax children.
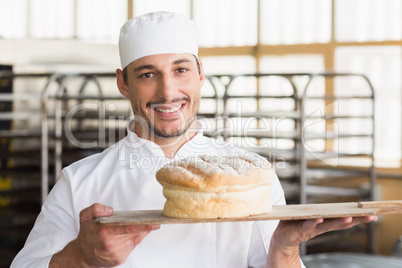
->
<box><xmin>117</xmin><ymin>53</ymin><xmax>204</xmax><ymax>140</ymax></box>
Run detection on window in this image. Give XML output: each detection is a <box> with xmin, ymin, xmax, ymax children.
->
<box><xmin>0</xmin><ymin>0</ymin><xmax>126</xmax><ymax>41</ymax></box>
<box><xmin>260</xmin><ymin>0</ymin><xmax>331</xmax><ymax>45</ymax></box>
<box><xmin>194</xmin><ymin>0</ymin><xmax>258</xmax><ymax>47</ymax></box>
<box><xmin>335</xmin><ymin>0</ymin><xmax>402</xmax><ymax>42</ymax></box>
<box><xmin>30</xmin><ymin>0</ymin><xmax>74</xmax><ymax>39</ymax></box>
<box><xmin>77</xmin><ymin>0</ymin><xmax>127</xmax><ymax>42</ymax></box>
<box><xmin>133</xmin><ymin>0</ymin><xmax>190</xmax><ymax>17</ymax></box>
<box><xmin>335</xmin><ymin>46</ymin><xmax>402</xmax><ymax>161</ymax></box>
<box><xmin>0</xmin><ymin>0</ymin><xmax>28</xmax><ymax>38</ymax></box>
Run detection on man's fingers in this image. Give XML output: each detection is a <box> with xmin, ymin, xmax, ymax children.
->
<box><xmin>314</xmin><ymin>217</ymin><xmax>352</xmax><ymax>234</ymax></box>
<box><xmin>106</xmin><ymin>224</ymin><xmax>161</xmax><ymax>235</ymax></box>
<box><xmin>302</xmin><ymin>218</ymin><xmax>323</xmax><ymax>231</ymax></box>
<box><xmin>357</xmin><ymin>215</ymin><xmax>378</xmax><ymax>223</ymax></box>
<box><xmin>338</xmin><ymin>215</ymin><xmax>378</xmax><ymax>230</ymax></box>
<box><xmin>273</xmin><ymin>215</ymin><xmax>378</xmax><ymax>249</ymax></box>
<box><xmin>305</xmin><ymin>216</ymin><xmax>377</xmax><ymax>237</ymax></box>
<box><xmin>133</xmin><ymin>231</ymin><xmax>151</xmax><ymax>245</ymax></box>
<box><xmin>80</xmin><ymin>203</ymin><xmax>114</xmax><ymax>222</ymax></box>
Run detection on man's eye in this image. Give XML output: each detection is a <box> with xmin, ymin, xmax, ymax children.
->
<box><xmin>177</xmin><ymin>68</ymin><xmax>188</xmax><ymax>73</ymax></box>
<box><xmin>140</xmin><ymin>72</ymin><xmax>154</xmax><ymax>78</ymax></box>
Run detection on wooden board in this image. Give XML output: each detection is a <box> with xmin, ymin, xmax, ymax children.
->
<box><xmin>96</xmin><ymin>200</ymin><xmax>402</xmax><ymax>226</ymax></box>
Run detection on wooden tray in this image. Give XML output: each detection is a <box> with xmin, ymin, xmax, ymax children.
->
<box><xmin>96</xmin><ymin>200</ymin><xmax>402</xmax><ymax>226</ymax></box>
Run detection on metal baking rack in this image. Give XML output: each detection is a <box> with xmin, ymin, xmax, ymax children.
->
<box><xmin>206</xmin><ymin>73</ymin><xmax>302</xmax><ymax>203</ymax></box>
<box><xmin>0</xmin><ymin>71</ymin><xmax>132</xmax><ymax>266</ymax></box>
<box><xmin>206</xmin><ymin>72</ymin><xmax>375</xmax><ymax>254</ymax></box>
<box><xmin>299</xmin><ymin>72</ymin><xmax>376</xmax><ymax>254</ymax></box>
<box><xmin>0</xmin><ymin>71</ymin><xmax>55</xmax><ymax>266</ymax></box>
<box><xmin>196</xmin><ymin>75</ymin><xmax>221</xmax><ymax>138</ymax></box>
<box><xmin>40</xmin><ymin>72</ymin><xmax>130</xmax><ymax>201</ymax></box>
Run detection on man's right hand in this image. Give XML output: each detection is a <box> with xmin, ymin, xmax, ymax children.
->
<box><xmin>49</xmin><ymin>203</ymin><xmax>160</xmax><ymax>268</ymax></box>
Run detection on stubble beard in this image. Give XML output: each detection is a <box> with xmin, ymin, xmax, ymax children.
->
<box><xmin>133</xmin><ymin>98</ymin><xmax>200</xmax><ymax>140</ymax></box>
<box><xmin>150</xmin><ymin>116</ymin><xmax>196</xmax><ymax>139</ymax></box>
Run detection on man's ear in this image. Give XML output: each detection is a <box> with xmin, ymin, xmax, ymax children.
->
<box><xmin>198</xmin><ymin>59</ymin><xmax>205</xmax><ymax>88</ymax></box>
<box><xmin>116</xmin><ymin>68</ymin><xmax>130</xmax><ymax>99</ymax></box>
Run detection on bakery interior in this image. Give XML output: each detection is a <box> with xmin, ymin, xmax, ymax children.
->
<box><xmin>0</xmin><ymin>0</ymin><xmax>401</xmax><ymax>267</ymax></box>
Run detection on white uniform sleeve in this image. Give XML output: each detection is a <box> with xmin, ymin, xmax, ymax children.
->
<box><xmin>247</xmin><ymin>173</ymin><xmax>285</xmax><ymax>267</ymax></box>
<box><xmin>10</xmin><ymin>172</ymin><xmax>78</xmax><ymax>268</ymax></box>
<box><xmin>247</xmin><ymin>173</ymin><xmax>306</xmax><ymax>268</ymax></box>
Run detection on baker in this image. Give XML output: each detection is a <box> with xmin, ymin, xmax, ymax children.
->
<box><xmin>11</xmin><ymin>11</ymin><xmax>377</xmax><ymax>268</ymax></box>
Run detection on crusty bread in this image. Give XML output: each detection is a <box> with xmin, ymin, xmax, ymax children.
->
<box><xmin>156</xmin><ymin>155</ymin><xmax>274</xmax><ymax>219</ymax></box>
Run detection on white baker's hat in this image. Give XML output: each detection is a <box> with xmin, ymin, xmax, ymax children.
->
<box><xmin>119</xmin><ymin>11</ymin><xmax>198</xmax><ymax>69</ymax></box>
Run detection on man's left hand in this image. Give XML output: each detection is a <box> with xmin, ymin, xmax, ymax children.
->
<box><xmin>266</xmin><ymin>215</ymin><xmax>378</xmax><ymax>268</ymax></box>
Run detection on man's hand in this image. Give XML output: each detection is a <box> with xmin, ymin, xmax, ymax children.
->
<box><xmin>50</xmin><ymin>203</ymin><xmax>160</xmax><ymax>268</ymax></box>
<box><xmin>266</xmin><ymin>215</ymin><xmax>378</xmax><ymax>268</ymax></box>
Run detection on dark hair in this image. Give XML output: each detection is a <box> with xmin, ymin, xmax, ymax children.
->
<box><xmin>122</xmin><ymin>55</ymin><xmax>201</xmax><ymax>85</ymax></box>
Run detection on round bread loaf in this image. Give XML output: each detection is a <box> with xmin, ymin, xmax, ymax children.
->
<box><xmin>156</xmin><ymin>154</ymin><xmax>274</xmax><ymax>219</ymax></box>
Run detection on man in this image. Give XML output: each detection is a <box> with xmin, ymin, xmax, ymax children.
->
<box><xmin>11</xmin><ymin>11</ymin><xmax>376</xmax><ymax>268</ymax></box>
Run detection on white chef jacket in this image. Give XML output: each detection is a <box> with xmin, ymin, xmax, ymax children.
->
<box><xmin>11</xmin><ymin>120</ymin><xmax>289</xmax><ymax>268</ymax></box>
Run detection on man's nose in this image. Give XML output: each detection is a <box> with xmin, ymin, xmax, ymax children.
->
<box><xmin>157</xmin><ymin>74</ymin><xmax>177</xmax><ymax>100</ymax></box>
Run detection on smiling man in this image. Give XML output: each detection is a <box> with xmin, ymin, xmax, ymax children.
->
<box><xmin>116</xmin><ymin>53</ymin><xmax>202</xmax><ymax>157</ymax></box>
<box><xmin>11</xmin><ymin>11</ymin><xmax>376</xmax><ymax>268</ymax></box>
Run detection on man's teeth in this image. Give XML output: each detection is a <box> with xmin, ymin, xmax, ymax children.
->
<box><xmin>154</xmin><ymin>104</ymin><xmax>182</xmax><ymax>113</ymax></box>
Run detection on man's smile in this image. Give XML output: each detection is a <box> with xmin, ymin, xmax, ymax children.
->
<box><xmin>148</xmin><ymin>99</ymin><xmax>189</xmax><ymax>118</ymax></box>
<box><xmin>153</xmin><ymin>103</ymin><xmax>184</xmax><ymax>113</ymax></box>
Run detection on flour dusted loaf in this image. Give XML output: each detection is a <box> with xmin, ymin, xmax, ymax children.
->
<box><xmin>156</xmin><ymin>155</ymin><xmax>274</xmax><ymax>219</ymax></box>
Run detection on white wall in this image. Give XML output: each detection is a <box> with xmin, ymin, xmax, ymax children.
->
<box><xmin>0</xmin><ymin>39</ymin><xmax>120</xmax><ymax>73</ymax></box>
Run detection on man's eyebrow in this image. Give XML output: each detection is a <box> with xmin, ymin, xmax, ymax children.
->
<box><xmin>133</xmin><ymin>58</ymin><xmax>192</xmax><ymax>73</ymax></box>
<box><xmin>133</xmin><ymin>64</ymin><xmax>156</xmax><ymax>73</ymax></box>
<box><xmin>173</xmin><ymin>58</ymin><xmax>192</xmax><ymax>65</ymax></box>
